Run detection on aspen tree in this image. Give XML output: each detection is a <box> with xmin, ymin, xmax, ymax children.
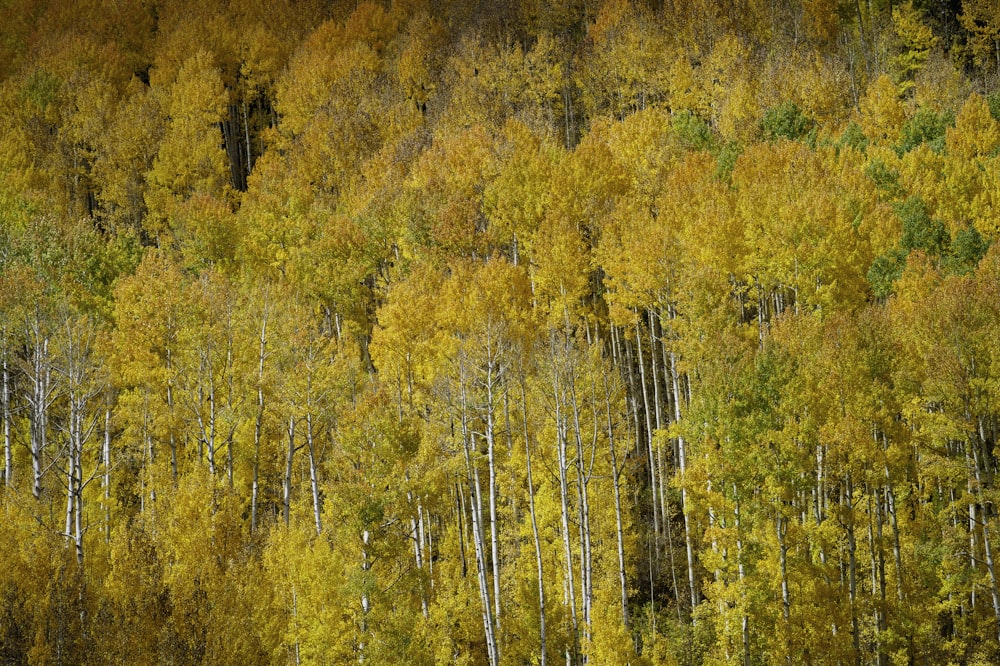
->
<box><xmin>145</xmin><ymin>50</ymin><xmax>232</xmax><ymax>243</ymax></box>
<box><xmin>54</xmin><ymin>310</ymin><xmax>105</xmax><ymax>565</ymax></box>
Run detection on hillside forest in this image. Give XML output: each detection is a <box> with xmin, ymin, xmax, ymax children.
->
<box><xmin>3</xmin><ymin>0</ymin><xmax>1000</xmax><ymax>663</ymax></box>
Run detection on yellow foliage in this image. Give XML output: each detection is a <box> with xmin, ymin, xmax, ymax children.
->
<box><xmin>668</xmin><ymin>52</ymin><xmax>710</xmax><ymax>117</ymax></box>
<box><xmin>5</xmin><ymin>4</ymin><xmax>1000</xmax><ymax>665</ymax></box>
<box><xmin>892</xmin><ymin>1</ymin><xmax>938</xmax><ymax>88</ymax></box>
<box><xmin>860</xmin><ymin>74</ymin><xmax>907</xmax><ymax>146</ymax></box>
<box><xmin>946</xmin><ymin>92</ymin><xmax>1000</xmax><ymax>160</ymax></box>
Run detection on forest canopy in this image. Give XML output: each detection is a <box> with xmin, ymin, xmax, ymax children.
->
<box><xmin>2</xmin><ymin>0</ymin><xmax>1000</xmax><ymax>663</ymax></box>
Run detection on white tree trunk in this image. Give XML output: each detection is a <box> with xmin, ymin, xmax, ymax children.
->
<box><xmin>104</xmin><ymin>408</ymin><xmax>111</xmax><ymax>543</ymax></box>
<box><xmin>603</xmin><ymin>372</ymin><xmax>629</xmax><ymax>630</ymax></box>
<box><xmin>460</xmin><ymin>363</ymin><xmax>498</xmax><ymax>666</ymax></box>
<box><xmin>3</xmin><ymin>355</ymin><xmax>10</xmax><ymax>487</ymax></box>
<box><xmin>521</xmin><ymin>379</ymin><xmax>547</xmax><ymax>665</ymax></box>
<box><xmin>283</xmin><ymin>414</ymin><xmax>295</xmax><ymax>526</ymax></box>
<box><xmin>669</xmin><ymin>348</ymin><xmax>698</xmax><ymax>611</ymax></box>
<box><xmin>28</xmin><ymin>330</ymin><xmax>52</xmax><ymax>499</ymax></box>
<box><xmin>306</xmin><ymin>413</ymin><xmax>322</xmax><ymax>535</ymax></box>
<box><xmin>484</xmin><ymin>352</ymin><xmax>502</xmax><ymax>634</ymax></box>
<box><xmin>550</xmin><ymin>348</ymin><xmax>579</xmax><ymax>660</ymax></box>
<box><xmin>636</xmin><ymin>322</ymin><xmax>660</xmax><ymax>545</ymax></box>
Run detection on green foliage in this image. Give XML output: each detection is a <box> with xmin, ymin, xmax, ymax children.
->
<box><xmin>866</xmin><ymin>197</ymin><xmax>947</xmax><ymax>298</ymax></box>
<box><xmin>897</xmin><ymin>106</ymin><xmax>953</xmax><ymax>154</ymax></box>
<box><xmin>4</xmin><ymin>3</ymin><xmax>1000</xmax><ymax>665</ymax></box>
<box><xmin>865</xmin><ymin>157</ymin><xmax>905</xmax><ymax>198</ymax></box>
<box><xmin>837</xmin><ymin>120</ymin><xmax>869</xmax><ymax>152</ymax></box>
<box><xmin>892</xmin><ymin>1</ymin><xmax>937</xmax><ymax>88</ymax></box>
<box><xmin>867</xmin><ymin>247</ymin><xmax>907</xmax><ymax>299</ymax></box>
<box><xmin>990</xmin><ymin>92</ymin><xmax>1000</xmax><ymax>122</ymax></box>
<box><xmin>943</xmin><ymin>225</ymin><xmax>990</xmax><ymax>274</ymax></box>
<box><xmin>869</xmin><ymin>198</ymin><xmax>990</xmax><ymax>296</ymax></box>
<box><xmin>897</xmin><ymin>196</ymin><xmax>949</xmax><ymax>254</ymax></box>
<box><xmin>714</xmin><ymin>140</ymin><xmax>742</xmax><ymax>181</ymax></box>
<box><xmin>671</xmin><ymin>110</ymin><xmax>714</xmax><ymax>151</ymax></box>
<box><xmin>760</xmin><ymin>100</ymin><xmax>815</xmax><ymax>142</ymax></box>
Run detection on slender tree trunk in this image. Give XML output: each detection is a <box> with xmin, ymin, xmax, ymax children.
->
<box><xmin>873</xmin><ymin>484</ymin><xmax>888</xmax><ymax>666</ymax></box>
<box><xmin>242</xmin><ymin>100</ymin><xmax>252</xmax><ymax>178</ymax></box>
<box><xmin>521</xmin><ymin>379</ymin><xmax>547</xmax><ymax>665</ymax></box>
<box><xmin>30</xmin><ymin>332</ymin><xmax>51</xmax><ymax>499</ymax></box>
<box><xmin>224</xmin><ymin>324</ymin><xmax>236</xmax><ymax>489</ymax></box>
<box><xmin>620</xmin><ymin>330</ymin><xmax>642</xmax><ymax>460</ymax></box>
<box><xmin>865</xmin><ymin>490</ymin><xmax>878</xmax><ymax>594</ymax></box>
<box><xmin>845</xmin><ymin>473</ymin><xmax>861</xmax><ymax>666</ymax></box>
<box><xmin>485</xmin><ymin>354</ymin><xmax>502</xmax><ymax>634</ymax></box>
<box><xmin>964</xmin><ymin>463</ymin><xmax>979</xmax><ymax>609</ymax></box>
<box><xmin>970</xmin><ymin>434</ymin><xmax>1000</xmax><ymax>643</ymax></box>
<box><xmin>67</xmin><ymin>401</ymin><xmax>84</xmax><ymax>566</ymax></box>
<box><xmin>165</xmin><ymin>348</ymin><xmax>178</xmax><ymax>484</ymax></box>
<box><xmin>360</xmin><ymin>529</ymin><xmax>371</xmax><ymax>663</ymax></box>
<box><xmin>669</xmin><ymin>348</ymin><xmax>698</xmax><ymax>611</ymax></box>
<box><xmin>550</xmin><ymin>344</ymin><xmax>579</xmax><ymax>660</ymax></box>
<box><xmin>655</xmin><ymin>309</ymin><xmax>676</xmax><ymax>559</ymax></box>
<box><xmin>456</xmin><ymin>480</ymin><xmax>468</xmax><ymax>578</ymax></box>
<box><xmin>252</xmin><ymin>314</ymin><xmax>267</xmax><ymax>534</ymax></box>
<box><xmin>306</xmin><ymin>413</ymin><xmax>322</xmax><ymax>535</ymax></box>
<box><xmin>414</xmin><ymin>496</ymin><xmax>429</xmax><ymax>619</ymax></box>
<box><xmin>426</xmin><ymin>502</ymin><xmax>435</xmax><ymax>585</ymax></box>
<box><xmin>663</xmin><ymin>493</ymin><xmax>683</xmax><ymax>622</ymax></box>
<box><xmin>884</xmin><ymin>476</ymin><xmax>903</xmax><ymax>601</ymax></box>
<box><xmin>776</xmin><ymin>512</ymin><xmax>792</xmax><ymax>664</ymax></box>
<box><xmin>3</xmin><ymin>354</ymin><xmax>10</xmax><ymax>488</ymax></box>
<box><xmin>104</xmin><ymin>407</ymin><xmax>111</xmax><ymax>542</ymax></box>
<box><xmin>200</xmin><ymin>362</ymin><xmax>218</xmax><ymax>477</ymax></box>
<box><xmin>61</xmin><ymin>320</ymin><xmax>99</xmax><ymax>567</ymax></box>
<box><xmin>734</xmin><ymin>486</ymin><xmax>750</xmax><ymax>666</ymax></box>
<box><xmin>636</xmin><ymin>322</ymin><xmax>660</xmax><ymax>544</ymax></box>
<box><xmin>648</xmin><ymin>309</ymin><xmax>663</xmax><ymax>431</ymax></box>
<box><xmin>471</xmin><ymin>466</ymin><xmax>499</xmax><ymax>666</ymax></box>
<box><xmin>226</xmin><ymin>434</ymin><xmax>234</xmax><ymax>489</ymax></box>
<box><xmin>568</xmin><ymin>369</ymin><xmax>594</xmax><ymax>651</ymax></box>
<box><xmin>603</xmin><ymin>371</ymin><xmax>630</xmax><ymax>630</ymax></box>
<box><xmin>460</xmin><ymin>365</ymin><xmax>499</xmax><ymax>666</ymax></box>
<box><xmin>65</xmin><ymin>387</ymin><xmax>78</xmax><ymax>547</ymax></box>
<box><xmin>283</xmin><ymin>414</ymin><xmax>295</xmax><ymax>526</ymax></box>
<box><xmin>73</xmin><ymin>411</ymin><xmax>83</xmax><ymax>566</ymax></box>
<box><xmin>503</xmin><ymin>386</ymin><xmax>521</xmax><ymax>574</ymax></box>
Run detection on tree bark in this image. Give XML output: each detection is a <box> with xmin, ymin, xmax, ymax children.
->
<box><xmin>484</xmin><ymin>348</ymin><xmax>502</xmax><ymax>634</ymax></box>
<box><xmin>456</xmin><ymin>480</ymin><xmax>468</xmax><ymax>578</ymax></box>
<box><xmin>636</xmin><ymin>321</ymin><xmax>660</xmax><ymax>546</ymax></box>
<box><xmin>970</xmin><ymin>434</ymin><xmax>1000</xmax><ymax>644</ymax></box>
<box><xmin>306</xmin><ymin>413</ymin><xmax>322</xmax><ymax>535</ymax></box>
<box><xmin>567</xmin><ymin>354</ymin><xmax>594</xmax><ymax>649</ymax></box>
<box><xmin>3</xmin><ymin>354</ymin><xmax>10</xmax><ymax>488</ymax></box>
<box><xmin>669</xmin><ymin>348</ymin><xmax>698</xmax><ymax>612</ymax></box>
<box><xmin>550</xmin><ymin>339</ymin><xmax>579</xmax><ymax>661</ymax></box>
<box><xmin>460</xmin><ymin>362</ymin><xmax>499</xmax><ymax>666</ymax></box>
<box><xmin>845</xmin><ymin>473</ymin><xmax>861</xmax><ymax>666</ymax></box>
<box><xmin>603</xmin><ymin>370</ymin><xmax>630</xmax><ymax>631</ymax></box>
<box><xmin>28</xmin><ymin>327</ymin><xmax>52</xmax><ymax>500</ymax></box>
<box><xmin>252</xmin><ymin>311</ymin><xmax>267</xmax><ymax>533</ymax></box>
<box><xmin>165</xmin><ymin>348</ymin><xmax>178</xmax><ymax>484</ymax></box>
<box><xmin>283</xmin><ymin>414</ymin><xmax>295</xmax><ymax>526</ymax></box>
<box><xmin>521</xmin><ymin>378</ymin><xmax>547</xmax><ymax>665</ymax></box>
<box><xmin>104</xmin><ymin>407</ymin><xmax>111</xmax><ymax>543</ymax></box>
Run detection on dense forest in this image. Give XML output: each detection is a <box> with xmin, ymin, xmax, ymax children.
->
<box><xmin>2</xmin><ymin>0</ymin><xmax>1000</xmax><ymax>663</ymax></box>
